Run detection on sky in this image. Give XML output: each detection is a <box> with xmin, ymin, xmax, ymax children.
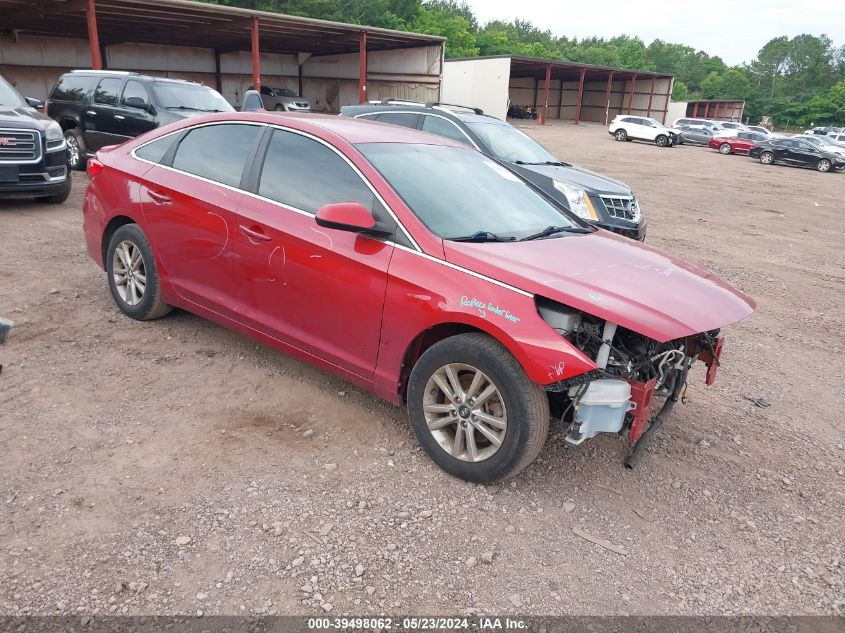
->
<box><xmin>463</xmin><ymin>0</ymin><xmax>845</xmax><ymax>66</ymax></box>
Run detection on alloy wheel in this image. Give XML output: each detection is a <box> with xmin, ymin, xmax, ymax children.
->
<box><xmin>615</xmin><ymin>130</ymin><xmax>626</xmax><ymax>141</ymax></box>
<box><xmin>423</xmin><ymin>363</ymin><xmax>507</xmax><ymax>463</ymax></box>
<box><xmin>66</xmin><ymin>135</ymin><xmax>79</xmax><ymax>168</ymax></box>
<box><xmin>817</xmin><ymin>160</ymin><xmax>831</xmax><ymax>172</ymax></box>
<box><xmin>112</xmin><ymin>240</ymin><xmax>146</xmax><ymax>306</ymax></box>
<box><xmin>719</xmin><ymin>143</ymin><xmax>732</xmax><ymax>154</ymax></box>
<box><xmin>656</xmin><ymin>135</ymin><xmax>668</xmax><ymax>147</ymax></box>
<box><xmin>760</xmin><ymin>152</ymin><xmax>774</xmax><ymax>165</ymax></box>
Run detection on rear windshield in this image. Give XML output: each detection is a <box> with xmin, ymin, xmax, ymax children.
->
<box><xmin>51</xmin><ymin>75</ymin><xmax>92</xmax><ymax>102</ymax></box>
<box><xmin>150</xmin><ymin>82</ymin><xmax>234</xmax><ymax>113</ymax></box>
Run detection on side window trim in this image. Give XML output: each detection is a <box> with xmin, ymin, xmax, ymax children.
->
<box><xmin>133</xmin><ymin>120</ymin><xmax>420</xmax><ymax>252</ymax></box>
<box><xmin>354</xmin><ymin>111</ymin><xmax>479</xmax><ymax>150</ymax></box>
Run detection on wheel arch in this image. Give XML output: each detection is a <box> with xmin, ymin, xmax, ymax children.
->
<box><xmin>101</xmin><ymin>215</ymin><xmax>138</xmax><ymax>264</ymax></box>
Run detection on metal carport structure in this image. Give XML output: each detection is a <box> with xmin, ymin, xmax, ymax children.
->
<box><xmin>0</xmin><ymin>0</ymin><xmax>445</xmax><ymax>109</ymax></box>
<box><xmin>443</xmin><ymin>55</ymin><xmax>674</xmax><ymax>125</ymax></box>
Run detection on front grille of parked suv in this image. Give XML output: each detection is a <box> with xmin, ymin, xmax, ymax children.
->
<box><xmin>600</xmin><ymin>195</ymin><xmax>641</xmax><ymax>222</ymax></box>
<box><xmin>0</xmin><ymin>128</ymin><xmax>41</xmax><ymax>163</ymax></box>
<box><xmin>294</xmin><ymin>101</ymin><xmax>309</xmax><ymax>108</ymax></box>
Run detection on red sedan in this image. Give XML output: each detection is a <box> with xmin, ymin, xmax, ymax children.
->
<box><xmin>83</xmin><ymin>112</ymin><xmax>754</xmax><ymax>482</ymax></box>
<box><xmin>710</xmin><ymin>131</ymin><xmax>769</xmax><ymax>155</ymax></box>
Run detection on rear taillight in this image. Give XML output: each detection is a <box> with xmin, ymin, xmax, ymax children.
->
<box><xmin>87</xmin><ymin>158</ymin><xmax>104</xmax><ymax>177</ymax></box>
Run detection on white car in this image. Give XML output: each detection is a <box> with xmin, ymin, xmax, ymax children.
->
<box><xmin>798</xmin><ymin>134</ymin><xmax>845</xmax><ymax>158</ymax></box>
<box><xmin>827</xmin><ymin>132</ymin><xmax>845</xmax><ymax>146</ymax></box>
<box><xmin>716</xmin><ymin>121</ymin><xmax>749</xmax><ymax>131</ymax></box>
<box><xmin>609</xmin><ymin>115</ymin><xmax>677</xmax><ymax>147</ymax></box>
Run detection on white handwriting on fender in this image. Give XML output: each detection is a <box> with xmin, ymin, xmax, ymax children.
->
<box><xmin>460</xmin><ymin>296</ymin><xmax>520</xmax><ymax>323</ymax></box>
<box><xmin>547</xmin><ymin>361</ymin><xmax>566</xmax><ymax>381</ymax></box>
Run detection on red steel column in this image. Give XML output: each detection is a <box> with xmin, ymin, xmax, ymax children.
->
<box><xmin>627</xmin><ymin>73</ymin><xmax>637</xmax><ymax>114</ymax></box>
<box><xmin>538</xmin><ymin>63</ymin><xmax>551</xmax><ymax>125</ymax></box>
<box><xmin>693</xmin><ymin>102</ymin><xmax>699</xmax><ymax>117</ymax></box>
<box><xmin>251</xmin><ymin>17</ymin><xmax>261</xmax><ymax>92</ymax></box>
<box><xmin>86</xmin><ymin>0</ymin><xmax>103</xmax><ymax>70</ymax></box>
<box><xmin>646</xmin><ymin>76</ymin><xmax>655</xmax><ymax>118</ymax></box>
<box><xmin>704</xmin><ymin>102</ymin><xmax>710</xmax><ymax>118</ymax></box>
<box><xmin>713</xmin><ymin>102</ymin><xmax>719</xmax><ymax>119</ymax></box>
<box><xmin>358</xmin><ymin>31</ymin><xmax>368</xmax><ymax>103</ymax></box>
<box><xmin>603</xmin><ymin>71</ymin><xmax>614</xmax><ymax>125</ymax></box>
<box><xmin>574</xmin><ymin>69</ymin><xmax>586</xmax><ymax>125</ymax></box>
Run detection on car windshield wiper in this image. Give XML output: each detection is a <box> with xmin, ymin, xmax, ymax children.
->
<box><xmin>448</xmin><ymin>231</ymin><xmax>517</xmax><ymax>243</ymax></box>
<box><xmin>514</xmin><ymin>160</ymin><xmax>572</xmax><ymax>167</ymax></box>
<box><xmin>519</xmin><ymin>225</ymin><xmax>593</xmax><ymax>241</ymax></box>
<box><xmin>165</xmin><ymin>106</ymin><xmax>221</xmax><ymax>112</ymax></box>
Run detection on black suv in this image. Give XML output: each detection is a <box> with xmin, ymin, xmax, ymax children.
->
<box><xmin>341</xmin><ymin>100</ymin><xmax>647</xmax><ymax>240</ymax></box>
<box><xmin>46</xmin><ymin>71</ymin><xmax>234</xmax><ymax>170</ymax></box>
<box><xmin>0</xmin><ymin>74</ymin><xmax>70</xmax><ymax>204</ymax></box>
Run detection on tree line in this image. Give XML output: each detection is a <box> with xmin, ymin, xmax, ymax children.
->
<box><xmin>200</xmin><ymin>0</ymin><xmax>845</xmax><ymax>127</ymax></box>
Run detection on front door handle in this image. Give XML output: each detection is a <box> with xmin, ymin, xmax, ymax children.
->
<box><xmin>239</xmin><ymin>224</ymin><xmax>271</xmax><ymax>243</ymax></box>
<box><xmin>147</xmin><ymin>190</ymin><xmax>171</xmax><ymax>204</ymax></box>
<box><xmin>86</xmin><ymin>110</ymin><xmax>97</xmax><ymax>116</ymax></box>
<box><xmin>114</xmin><ymin>115</ymin><xmax>125</xmax><ymax>120</ymax></box>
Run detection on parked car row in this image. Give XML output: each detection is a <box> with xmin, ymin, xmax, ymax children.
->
<box><xmin>666</xmin><ymin>116</ymin><xmax>844</xmax><ymax>173</ymax></box>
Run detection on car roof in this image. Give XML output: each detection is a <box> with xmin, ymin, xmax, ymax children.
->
<box><xmin>179</xmin><ymin>111</ymin><xmax>468</xmax><ymax>147</ymax></box>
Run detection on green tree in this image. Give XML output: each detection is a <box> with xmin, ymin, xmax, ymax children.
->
<box><xmin>671</xmin><ymin>80</ymin><xmax>689</xmax><ymax>101</ymax></box>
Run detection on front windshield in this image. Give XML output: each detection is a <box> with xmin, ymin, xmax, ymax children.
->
<box><xmin>0</xmin><ymin>77</ymin><xmax>25</xmax><ymax>108</ymax></box>
<box><xmin>467</xmin><ymin>121</ymin><xmax>560</xmax><ymax>164</ymax></box>
<box><xmin>358</xmin><ymin>143</ymin><xmax>579</xmax><ymax>240</ymax></box>
<box><xmin>151</xmin><ymin>82</ymin><xmax>234</xmax><ymax>112</ymax></box>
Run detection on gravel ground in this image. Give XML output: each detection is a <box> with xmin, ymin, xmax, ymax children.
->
<box><xmin>0</xmin><ymin>121</ymin><xmax>843</xmax><ymax>618</ymax></box>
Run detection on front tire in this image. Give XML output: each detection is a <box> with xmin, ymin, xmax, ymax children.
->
<box><xmin>614</xmin><ymin>129</ymin><xmax>627</xmax><ymax>142</ymax></box>
<box><xmin>719</xmin><ymin>142</ymin><xmax>732</xmax><ymax>154</ymax></box>
<box><xmin>407</xmin><ymin>333</ymin><xmax>549</xmax><ymax>483</ymax></box>
<box><xmin>759</xmin><ymin>151</ymin><xmax>774</xmax><ymax>165</ymax></box>
<box><xmin>64</xmin><ymin>129</ymin><xmax>87</xmax><ymax>171</ymax></box>
<box><xmin>655</xmin><ymin>134</ymin><xmax>669</xmax><ymax>147</ymax></box>
<box><xmin>816</xmin><ymin>159</ymin><xmax>832</xmax><ymax>173</ymax></box>
<box><xmin>106</xmin><ymin>224</ymin><xmax>171</xmax><ymax>321</ymax></box>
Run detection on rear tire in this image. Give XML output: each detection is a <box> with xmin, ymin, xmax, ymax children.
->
<box><xmin>106</xmin><ymin>224</ymin><xmax>171</xmax><ymax>321</ymax></box>
<box><xmin>35</xmin><ymin>179</ymin><xmax>71</xmax><ymax>204</ymax></box>
<box><xmin>816</xmin><ymin>159</ymin><xmax>832</xmax><ymax>173</ymax></box>
<box><xmin>64</xmin><ymin>129</ymin><xmax>87</xmax><ymax>171</ymax></box>
<box><xmin>407</xmin><ymin>333</ymin><xmax>549</xmax><ymax>483</ymax></box>
<box><xmin>719</xmin><ymin>142</ymin><xmax>732</xmax><ymax>154</ymax></box>
<box><xmin>655</xmin><ymin>134</ymin><xmax>669</xmax><ymax>147</ymax></box>
<box><xmin>614</xmin><ymin>129</ymin><xmax>627</xmax><ymax>142</ymax></box>
<box><xmin>759</xmin><ymin>151</ymin><xmax>774</xmax><ymax>165</ymax></box>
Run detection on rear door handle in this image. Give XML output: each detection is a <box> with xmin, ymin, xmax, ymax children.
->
<box><xmin>114</xmin><ymin>115</ymin><xmax>125</xmax><ymax>120</ymax></box>
<box><xmin>147</xmin><ymin>190</ymin><xmax>171</xmax><ymax>204</ymax></box>
<box><xmin>86</xmin><ymin>110</ymin><xmax>97</xmax><ymax>116</ymax></box>
<box><xmin>239</xmin><ymin>224</ymin><xmax>272</xmax><ymax>243</ymax></box>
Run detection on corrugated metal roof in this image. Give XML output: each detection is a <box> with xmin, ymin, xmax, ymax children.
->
<box><xmin>0</xmin><ymin>0</ymin><xmax>444</xmax><ymax>55</ymax></box>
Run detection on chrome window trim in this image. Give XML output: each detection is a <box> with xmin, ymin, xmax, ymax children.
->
<box><xmin>0</xmin><ymin>127</ymin><xmax>42</xmax><ymax>164</ymax></box>
<box><xmin>130</xmin><ymin>121</ymin><xmax>531</xmax><ymax>298</ymax></box>
<box><xmin>353</xmin><ymin>111</ymin><xmax>480</xmax><ymax>151</ymax></box>
<box><xmin>130</xmin><ymin>120</ymin><xmax>420</xmax><ymax>251</ymax></box>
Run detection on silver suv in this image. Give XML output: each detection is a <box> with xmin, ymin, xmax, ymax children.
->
<box><xmin>252</xmin><ymin>85</ymin><xmax>310</xmax><ymax>112</ymax></box>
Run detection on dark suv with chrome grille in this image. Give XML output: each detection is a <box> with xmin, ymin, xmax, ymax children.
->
<box><xmin>341</xmin><ymin>100</ymin><xmax>647</xmax><ymax>241</ymax></box>
<box><xmin>0</xmin><ymin>74</ymin><xmax>70</xmax><ymax>204</ymax></box>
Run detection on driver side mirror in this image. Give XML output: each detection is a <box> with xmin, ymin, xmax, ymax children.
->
<box><xmin>315</xmin><ymin>202</ymin><xmax>390</xmax><ymax>236</ymax></box>
<box><xmin>241</xmin><ymin>89</ymin><xmax>264</xmax><ymax>112</ymax></box>
<box><xmin>123</xmin><ymin>95</ymin><xmax>150</xmax><ymax>112</ymax></box>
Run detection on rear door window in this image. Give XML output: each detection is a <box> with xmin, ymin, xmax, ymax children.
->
<box><xmin>420</xmin><ymin>115</ymin><xmax>471</xmax><ymax>145</ymax></box>
<box><xmin>374</xmin><ymin>112</ymin><xmax>420</xmax><ymax>128</ymax></box>
<box><xmin>51</xmin><ymin>75</ymin><xmax>92</xmax><ymax>102</ymax></box>
<box><xmin>171</xmin><ymin>123</ymin><xmax>261</xmax><ymax>187</ymax></box>
<box><xmin>135</xmin><ymin>134</ymin><xmax>178</xmax><ymax>164</ymax></box>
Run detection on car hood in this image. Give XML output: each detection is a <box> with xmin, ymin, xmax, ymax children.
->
<box><xmin>443</xmin><ymin>230</ymin><xmax>755</xmax><ymax>343</ymax></box>
<box><xmin>0</xmin><ymin>105</ymin><xmax>54</xmax><ymax>130</ymax></box>
<box><xmin>511</xmin><ymin>163</ymin><xmax>631</xmax><ymax>196</ymax></box>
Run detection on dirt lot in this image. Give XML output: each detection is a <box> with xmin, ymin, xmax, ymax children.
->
<box><xmin>1</xmin><ymin>121</ymin><xmax>843</xmax><ymax>618</ymax></box>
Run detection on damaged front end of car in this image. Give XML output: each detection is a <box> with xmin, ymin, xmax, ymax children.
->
<box><xmin>536</xmin><ymin>297</ymin><xmax>725</xmax><ymax>467</ymax></box>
